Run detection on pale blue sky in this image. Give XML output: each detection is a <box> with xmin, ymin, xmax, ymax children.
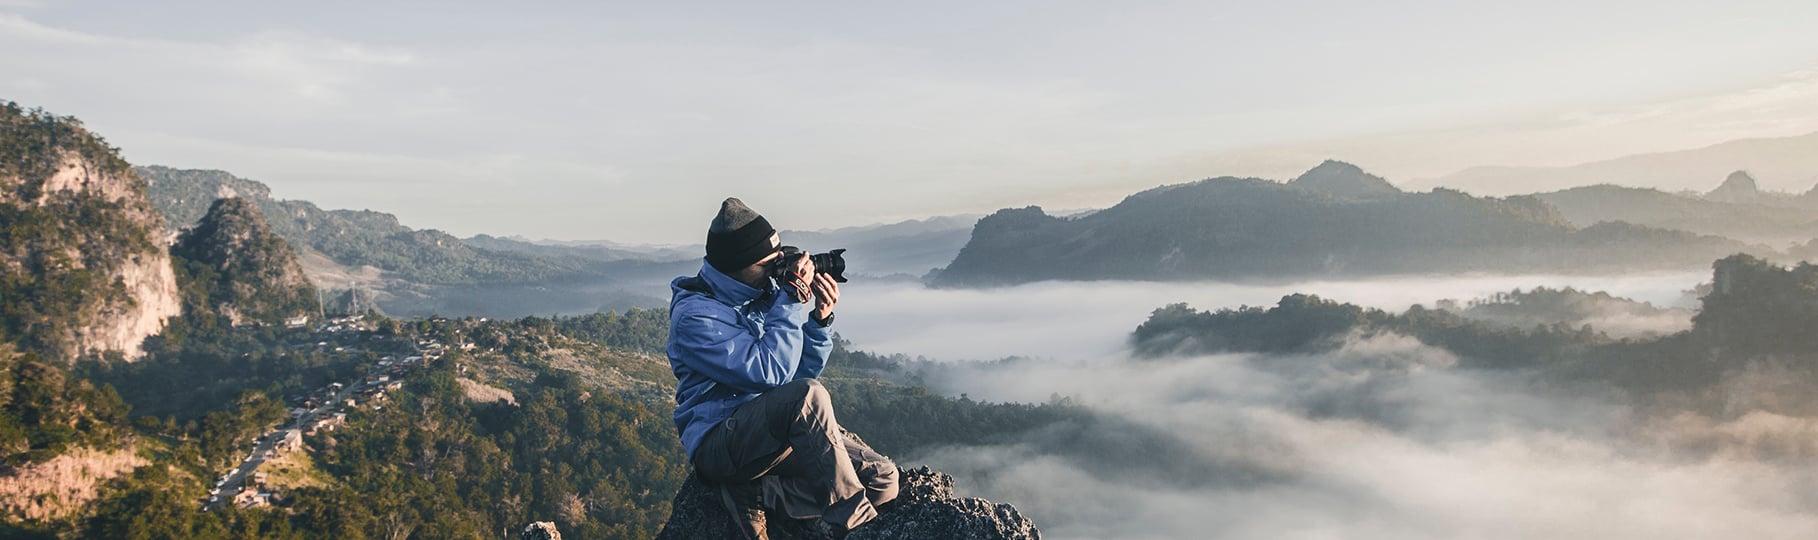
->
<box><xmin>6</xmin><ymin>1</ymin><xmax>1818</xmax><ymax>242</ymax></box>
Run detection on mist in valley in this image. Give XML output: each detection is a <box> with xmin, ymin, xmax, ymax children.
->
<box><xmin>835</xmin><ymin>272</ymin><xmax>1704</xmax><ymax>364</ymax></box>
<box><xmin>829</xmin><ymin>273</ymin><xmax>1818</xmax><ymax>539</ymax></box>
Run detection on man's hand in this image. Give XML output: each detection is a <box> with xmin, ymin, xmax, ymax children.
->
<box><xmin>811</xmin><ymin>272</ymin><xmax>839</xmax><ymax>322</ymax></box>
<box><xmin>785</xmin><ymin>253</ymin><xmax>816</xmax><ymax>304</ymax></box>
<box><xmin>794</xmin><ymin>252</ymin><xmax>816</xmax><ymax>281</ymax></box>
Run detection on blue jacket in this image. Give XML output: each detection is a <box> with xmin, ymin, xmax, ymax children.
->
<box><xmin>667</xmin><ymin>259</ymin><xmax>833</xmax><ymax>459</ymax></box>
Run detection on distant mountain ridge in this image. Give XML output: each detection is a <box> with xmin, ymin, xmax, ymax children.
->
<box><xmin>1422</xmin><ymin>130</ymin><xmax>1818</xmax><ymax>195</ymax></box>
<box><xmin>140</xmin><ymin>166</ymin><xmax>697</xmax><ymax>318</ymax></box>
<box><xmin>478</xmin><ymin>214</ymin><xmax>983</xmax><ymax>280</ymax></box>
<box><xmin>780</xmin><ymin>215</ymin><xmax>981</xmax><ymax>278</ymax></box>
<box><xmin>1531</xmin><ymin>170</ymin><xmax>1818</xmax><ymax>245</ymax></box>
<box><xmin>931</xmin><ymin>163</ymin><xmax>1763</xmax><ymax>287</ymax></box>
<box><xmin>141</xmin><ymin>165</ymin><xmax>590</xmax><ymax>286</ymax></box>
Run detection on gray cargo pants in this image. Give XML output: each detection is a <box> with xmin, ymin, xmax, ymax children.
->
<box><xmin>693</xmin><ymin>378</ymin><xmax>899</xmax><ymax>531</ymax></box>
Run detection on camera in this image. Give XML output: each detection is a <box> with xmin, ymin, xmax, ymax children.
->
<box><xmin>768</xmin><ymin>246</ymin><xmax>849</xmax><ymax>284</ymax></box>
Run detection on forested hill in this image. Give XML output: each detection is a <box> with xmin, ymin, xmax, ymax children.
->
<box><xmin>1129</xmin><ymin>254</ymin><xmax>1818</xmax><ymax>408</ymax></box>
<box><xmin>169</xmin><ymin>197</ymin><xmax>319</xmax><ymax>327</ymax></box>
<box><xmin>930</xmin><ymin>163</ymin><xmax>1763</xmax><ymax>287</ymax></box>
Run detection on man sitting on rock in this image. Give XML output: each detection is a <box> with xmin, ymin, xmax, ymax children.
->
<box><xmin>667</xmin><ymin>198</ymin><xmax>899</xmax><ymax>539</ymax></box>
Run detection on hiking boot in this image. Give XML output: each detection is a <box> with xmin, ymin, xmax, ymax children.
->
<box><xmin>718</xmin><ymin>482</ymin><xmax>768</xmax><ymax>540</ymax></box>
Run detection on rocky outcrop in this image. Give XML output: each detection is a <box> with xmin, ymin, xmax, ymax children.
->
<box><xmin>520</xmin><ymin>521</ymin><xmax>562</xmax><ymax>540</ymax></box>
<box><xmin>171</xmin><ymin>197</ymin><xmax>319</xmax><ymax>326</ymax></box>
<box><xmin>1289</xmin><ymin>159</ymin><xmax>1402</xmax><ymax>199</ymax></box>
<box><xmin>656</xmin><ymin>466</ymin><xmax>1040</xmax><ymax>540</ymax></box>
<box><xmin>0</xmin><ymin>445</ymin><xmax>146</xmax><ymax>522</ymax></box>
<box><xmin>0</xmin><ymin>102</ymin><xmax>181</xmax><ymax>362</ymax></box>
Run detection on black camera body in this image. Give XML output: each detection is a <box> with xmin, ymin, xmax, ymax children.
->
<box><xmin>768</xmin><ymin>246</ymin><xmax>849</xmax><ymax>284</ymax></box>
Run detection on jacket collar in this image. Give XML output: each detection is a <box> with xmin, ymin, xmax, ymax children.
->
<box><xmin>697</xmin><ymin>258</ymin><xmax>772</xmax><ymax>307</ymax></box>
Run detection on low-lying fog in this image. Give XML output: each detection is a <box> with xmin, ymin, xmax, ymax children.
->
<box><xmin>836</xmin><ymin>272</ymin><xmax>1704</xmax><ymax>364</ymax></box>
<box><xmin>830</xmin><ymin>272</ymin><xmax>1818</xmax><ymax>539</ymax></box>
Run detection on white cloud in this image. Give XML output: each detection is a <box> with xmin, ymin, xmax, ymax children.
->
<box><xmin>831</xmin><ymin>277</ymin><xmax>1818</xmax><ymax>537</ymax></box>
<box><xmin>888</xmin><ymin>331</ymin><xmax>1818</xmax><ymax>538</ymax></box>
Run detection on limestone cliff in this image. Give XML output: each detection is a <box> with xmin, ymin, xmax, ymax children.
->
<box><xmin>0</xmin><ymin>102</ymin><xmax>180</xmax><ymax>362</ymax></box>
<box><xmin>0</xmin><ymin>446</ymin><xmax>145</xmax><ymax>522</ymax></box>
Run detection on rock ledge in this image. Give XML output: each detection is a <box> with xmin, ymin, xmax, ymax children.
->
<box><xmin>656</xmin><ymin>466</ymin><xmax>1040</xmax><ymax>540</ymax></box>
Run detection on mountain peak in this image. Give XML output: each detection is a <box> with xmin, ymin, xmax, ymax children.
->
<box><xmin>1705</xmin><ymin>170</ymin><xmax>1761</xmax><ymax>203</ymax></box>
<box><xmin>1289</xmin><ymin>160</ymin><xmax>1401</xmax><ymax>198</ymax></box>
<box><xmin>172</xmin><ymin>197</ymin><xmax>318</xmax><ymax>326</ymax></box>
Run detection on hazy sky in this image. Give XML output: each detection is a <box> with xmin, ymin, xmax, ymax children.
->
<box><xmin>6</xmin><ymin>1</ymin><xmax>1818</xmax><ymax>243</ymax></box>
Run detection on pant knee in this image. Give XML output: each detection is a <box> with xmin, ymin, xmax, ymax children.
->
<box><xmin>783</xmin><ymin>378</ymin><xmax>832</xmax><ymax>413</ymax></box>
<box><xmin>871</xmin><ymin>467</ymin><xmax>900</xmax><ymax>505</ymax></box>
<box><xmin>802</xmin><ymin>378</ymin><xmax>831</xmax><ymax>408</ymax></box>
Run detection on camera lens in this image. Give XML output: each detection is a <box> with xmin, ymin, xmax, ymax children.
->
<box><xmin>768</xmin><ymin>247</ymin><xmax>848</xmax><ymax>283</ymax></box>
<box><xmin>811</xmin><ymin>249</ymin><xmax>848</xmax><ymax>283</ymax></box>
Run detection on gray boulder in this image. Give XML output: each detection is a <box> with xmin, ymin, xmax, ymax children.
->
<box><xmin>520</xmin><ymin>521</ymin><xmax>561</xmax><ymax>540</ymax></box>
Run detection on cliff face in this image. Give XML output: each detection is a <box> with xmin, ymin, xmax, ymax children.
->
<box><xmin>0</xmin><ymin>446</ymin><xmax>145</xmax><ymax>522</ymax></box>
<box><xmin>656</xmin><ymin>466</ymin><xmax>1040</xmax><ymax>540</ymax></box>
<box><xmin>0</xmin><ymin>102</ymin><xmax>180</xmax><ymax>362</ymax></box>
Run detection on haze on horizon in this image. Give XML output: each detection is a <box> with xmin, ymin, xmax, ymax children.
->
<box><xmin>6</xmin><ymin>1</ymin><xmax>1818</xmax><ymax>243</ymax></box>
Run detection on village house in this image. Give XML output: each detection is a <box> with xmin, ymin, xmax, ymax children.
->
<box><xmin>276</xmin><ymin>429</ymin><xmax>303</xmax><ymax>453</ymax></box>
<box><xmin>305</xmin><ymin>415</ymin><xmax>345</xmax><ymax>436</ymax></box>
<box><xmin>234</xmin><ymin>486</ymin><xmax>267</xmax><ymax>509</ymax></box>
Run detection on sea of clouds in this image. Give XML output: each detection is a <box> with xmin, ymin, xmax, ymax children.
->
<box><xmin>830</xmin><ymin>273</ymin><xmax>1818</xmax><ymax>539</ymax></box>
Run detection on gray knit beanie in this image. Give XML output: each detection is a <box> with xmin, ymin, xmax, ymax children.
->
<box><xmin>705</xmin><ymin>197</ymin><xmax>778</xmax><ymax>273</ymax></box>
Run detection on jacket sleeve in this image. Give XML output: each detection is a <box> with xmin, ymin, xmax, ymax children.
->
<box><xmin>796</xmin><ymin>318</ymin><xmax>834</xmax><ymax>380</ymax></box>
<box><xmin>670</xmin><ymin>296</ymin><xmax>813</xmax><ymax>394</ymax></box>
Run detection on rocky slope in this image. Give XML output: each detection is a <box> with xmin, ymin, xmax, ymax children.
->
<box><xmin>0</xmin><ymin>446</ymin><xmax>145</xmax><ymax>522</ymax></box>
<box><xmin>656</xmin><ymin>466</ymin><xmax>1040</xmax><ymax>539</ymax></box>
<box><xmin>170</xmin><ymin>197</ymin><xmax>319</xmax><ymax>326</ymax></box>
<box><xmin>0</xmin><ymin>102</ymin><xmax>180</xmax><ymax>362</ymax></box>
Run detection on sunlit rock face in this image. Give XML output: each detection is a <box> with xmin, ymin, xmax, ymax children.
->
<box><xmin>0</xmin><ymin>105</ymin><xmax>181</xmax><ymax>362</ymax></box>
